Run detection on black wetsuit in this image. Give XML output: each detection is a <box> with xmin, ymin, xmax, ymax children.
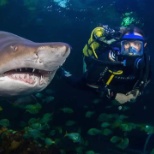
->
<box><xmin>59</xmin><ymin>45</ymin><xmax>151</xmax><ymax>100</ymax></box>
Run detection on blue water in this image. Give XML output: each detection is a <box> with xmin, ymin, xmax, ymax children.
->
<box><xmin>0</xmin><ymin>0</ymin><xmax>154</xmax><ymax>153</ymax></box>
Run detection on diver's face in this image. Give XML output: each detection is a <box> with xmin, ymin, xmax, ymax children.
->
<box><xmin>124</xmin><ymin>32</ymin><xmax>143</xmax><ymax>52</ymax></box>
<box><xmin>123</xmin><ymin>40</ymin><xmax>142</xmax><ymax>52</ymax></box>
<box><xmin>121</xmin><ymin>32</ymin><xmax>145</xmax><ymax>56</ymax></box>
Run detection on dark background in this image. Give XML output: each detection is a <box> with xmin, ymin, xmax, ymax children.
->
<box><xmin>0</xmin><ymin>0</ymin><xmax>154</xmax><ymax>153</ymax></box>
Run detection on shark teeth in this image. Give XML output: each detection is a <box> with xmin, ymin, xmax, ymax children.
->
<box><xmin>7</xmin><ymin>73</ymin><xmax>49</xmax><ymax>85</ymax></box>
<box><xmin>8</xmin><ymin>73</ymin><xmax>36</xmax><ymax>84</ymax></box>
<box><xmin>3</xmin><ymin>68</ymin><xmax>55</xmax><ymax>85</ymax></box>
<box><xmin>32</xmin><ymin>68</ymin><xmax>35</xmax><ymax>72</ymax></box>
<box><xmin>6</xmin><ymin>68</ymin><xmax>53</xmax><ymax>75</ymax></box>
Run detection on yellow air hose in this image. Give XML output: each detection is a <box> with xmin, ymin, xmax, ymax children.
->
<box><xmin>106</xmin><ymin>70</ymin><xmax>123</xmax><ymax>86</ymax></box>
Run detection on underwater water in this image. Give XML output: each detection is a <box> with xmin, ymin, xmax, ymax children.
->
<box><xmin>0</xmin><ymin>0</ymin><xmax>154</xmax><ymax>153</ymax></box>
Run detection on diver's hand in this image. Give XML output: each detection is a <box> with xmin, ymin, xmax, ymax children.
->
<box><xmin>115</xmin><ymin>93</ymin><xmax>130</xmax><ymax>104</ymax></box>
<box><xmin>115</xmin><ymin>90</ymin><xmax>140</xmax><ymax>104</ymax></box>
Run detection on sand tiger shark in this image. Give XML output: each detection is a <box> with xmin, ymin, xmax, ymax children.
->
<box><xmin>0</xmin><ymin>31</ymin><xmax>70</xmax><ymax>96</ymax></box>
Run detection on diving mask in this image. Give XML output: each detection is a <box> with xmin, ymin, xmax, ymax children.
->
<box><xmin>121</xmin><ymin>40</ymin><xmax>143</xmax><ymax>56</ymax></box>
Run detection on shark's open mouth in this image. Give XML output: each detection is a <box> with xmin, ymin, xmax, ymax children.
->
<box><xmin>3</xmin><ymin>68</ymin><xmax>54</xmax><ymax>85</ymax></box>
<box><xmin>0</xmin><ymin>31</ymin><xmax>71</xmax><ymax>96</ymax></box>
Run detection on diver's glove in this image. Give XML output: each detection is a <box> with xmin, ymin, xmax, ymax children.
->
<box><xmin>115</xmin><ymin>89</ymin><xmax>140</xmax><ymax>104</ymax></box>
<box><xmin>57</xmin><ymin>67</ymin><xmax>72</xmax><ymax>78</ymax></box>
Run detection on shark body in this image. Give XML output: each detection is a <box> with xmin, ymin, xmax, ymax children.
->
<box><xmin>0</xmin><ymin>31</ymin><xmax>70</xmax><ymax>96</ymax></box>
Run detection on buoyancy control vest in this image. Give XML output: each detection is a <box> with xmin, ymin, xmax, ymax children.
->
<box><xmin>82</xmin><ymin>27</ymin><xmax>151</xmax><ymax>94</ymax></box>
<box><xmin>83</xmin><ymin>47</ymin><xmax>150</xmax><ymax>94</ymax></box>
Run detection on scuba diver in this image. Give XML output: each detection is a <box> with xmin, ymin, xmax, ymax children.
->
<box><xmin>58</xmin><ymin>25</ymin><xmax>151</xmax><ymax>104</ymax></box>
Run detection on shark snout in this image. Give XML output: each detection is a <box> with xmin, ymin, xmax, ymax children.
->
<box><xmin>29</xmin><ymin>42</ymin><xmax>71</xmax><ymax>70</ymax></box>
<box><xmin>57</xmin><ymin>43</ymin><xmax>71</xmax><ymax>57</ymax></box>
<box><xmin>37</xmin><ymin>42</ymin><xmax>71</xmax><ymax>58</ymax></box>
